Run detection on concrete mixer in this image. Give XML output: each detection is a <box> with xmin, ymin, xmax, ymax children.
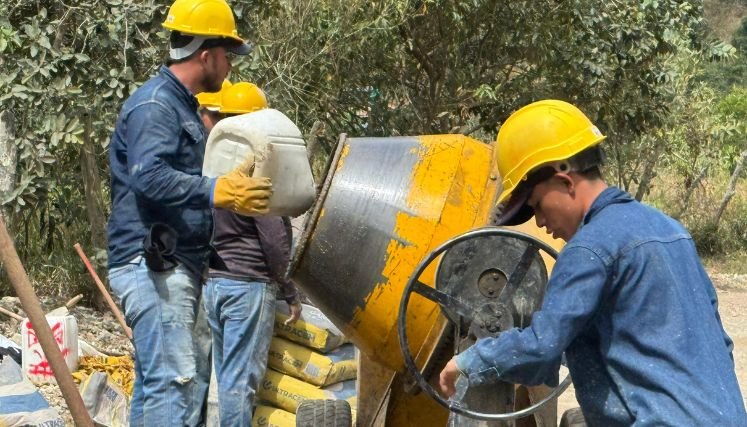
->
<box><xmin>289</xmin><ymin>134</ymin><xmax>568</xmax><ymax>426</ymax></box>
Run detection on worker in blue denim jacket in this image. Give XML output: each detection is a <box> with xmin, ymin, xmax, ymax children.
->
<box><xmin>439</xmin><ymin>100</ymin><xmax>747</xmax><ymax>426</ymax></box>
<box><xmin>106</xmin><ymin>1</ymin><xmax>272</xmax><ymax>426</ymax></box>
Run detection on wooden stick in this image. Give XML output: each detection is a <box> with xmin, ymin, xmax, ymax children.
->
<box><xmin>0</xmin><ymin>217</ymin><xmax>94</xmax><ymax>427</ymax></box>
<box><xmin>0</xmin><ymin>305</ymin><xmax>23</xmax><ymax>321</ymax></box>
<box><xmin>73</xmin><ymin>243</ymin><xmax>132</xmax><ymax>340</ymax></box>
<box><xmin>64</xmin><ymin>293</ymin><xmax>84</xmax><ymax>309</ymax></box>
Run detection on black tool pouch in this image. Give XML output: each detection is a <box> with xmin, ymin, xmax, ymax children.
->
<box><xmin>143</xmin><ymin>223</ymin><xmax>178</xmax><ymax>272</ymax></box>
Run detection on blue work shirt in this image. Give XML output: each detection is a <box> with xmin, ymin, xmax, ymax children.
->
<box><xmin>107</xmin><ymin>66</ymin><xmax>216</xmax><ymax>275</ymax></box>
<box><xmin>456</xmin><ymin>187</ymin><xmax>746</xmax><ymax>426</ymax></box>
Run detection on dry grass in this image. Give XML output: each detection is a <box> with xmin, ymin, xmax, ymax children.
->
<box><xmin>705</xmin><ymin>0</ymin><xmax>747</xmax><ymax>43</ymax></box>
<box><xmin>645</xmin><ymin>169</ymin><xmax>747</xmax><ymax>273</ymax></box>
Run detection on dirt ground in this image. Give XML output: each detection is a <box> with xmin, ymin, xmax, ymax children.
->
<box><xmin>1</xmin><ymin>273</ymin><xmax>746</xmax><ymax>425</ymax></box>
<box><xmin>555</xmin><ymin>273</ymin><xmax>747</xmax><ymax>422</ymax></box>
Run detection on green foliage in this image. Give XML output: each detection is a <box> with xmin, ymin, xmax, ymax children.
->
<box><xmin>0</xmin><ymin>0</ymin><xmax>738</xmax><ymax>294</ymax></box>
<box><xmin>0</xmin><ymin>0</ymin><xmax>167</xmax><ymax>297</ymax></box>
<box><xmin>700</xmin><ymin>17</ymin><xmax>747</xmax><ymax>93</ymax></box>
<box><xmin>610</xmin><ymin>16</ymin><xmax>744</xmax><ymax>199</ymax></box>
<box><xmin>229</xmin><ymin>0</ymin><xmax>707</xmax><ymax>148</ymax></box>
<box><xmin>0</xmin><ymin>0</ymin><xmax>165</xmax><ymax>207</ymax></box>
<box><xmin>663</xmin><ymin>84</ymin><xmax>737</xmax><ymax>178</ymax></box>
<box><xmin>718</xmin><ymin>86</ymin><xmax>747</xmax><ymax>123</ymax></box>
<box><xmin>687</xmin><ymin>190</ymin><xmax>747</xmax><ymax>255</ymax></box>
<box><xmin>715</xmin><ymin>87</ymin><xmax>747</xmax><ymax>170</ymax></box>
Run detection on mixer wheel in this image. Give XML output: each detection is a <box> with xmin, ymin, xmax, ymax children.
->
<box><xmin>296</xmin><ymin>399</ymin><xmax>352</xmax><ymax>427</ymax></box>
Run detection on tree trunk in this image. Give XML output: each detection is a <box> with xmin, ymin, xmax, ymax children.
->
<box><xmin>673</xmin><ymin>163</ymin><xmax>710</xmax><ymax>220</ymax></box>
<box><xmin>80</xmin><ymin>114</ymin><xmax>108</xmax><ymax>309</ymax></box>
<box><xmin>713</xmin><ymin>149</ymin><xmax>747</xmax><ymax>228</ymax></box>
<box><xmin>0</xmin><ymin>110</ymin><xmax>17</xmax><ymax>214</ymax></box>
<box><xmin>79</xmin><ymin>114</ymin><xmax>107</xmax><ymax>250</ymax></box>
<box><xmin>634</xmin><ymin>140</ymin><xmax>665</xmax><ymax>202</ymax></box>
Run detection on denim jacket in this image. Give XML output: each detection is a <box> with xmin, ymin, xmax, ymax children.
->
<box><xmin>107</xmin><ymin>66</ymin><xmax>216</xmax><ymax>275</ymax></box>
<box><xmin>456</xmin><ymin>187</ymin><xmax>746</xmax><ymax>426</ymax></box>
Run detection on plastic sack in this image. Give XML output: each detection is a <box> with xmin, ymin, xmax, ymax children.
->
<box><xmin>0</xmin><ymin>357</ymin><xmax>64</xmax><ymax>427</ymax></box>
<box><xmin>0</xmin><ymin>333</ymin><xmax>21</xmax><ymax>365</ymax></box>
<box><xmin>73</xmin><ymin>355</ymin><xmax>135</xmax><ymax>396</ymax></box>
<box><xmin>21</xmin><ymin>315</ymin><xmax>79</xmax><ymax>384</ymax></box>
<box><xmin>79</xmin><ymin>371</ymin><xmax>129</xmax><ymax>427</ymax></box>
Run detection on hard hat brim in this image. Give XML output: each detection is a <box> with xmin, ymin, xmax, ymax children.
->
<box><xmin>227</xmin><ymin>41</ymin><xmax>252</xmax><ymax>56</ymax></box>
<box><xmin>494</xmin><ymin>166</ymin><xmax>557</xmax><ymax>226</ymax></box>
<box><xmin>494</xmin><ymin>184</ymin><xmax>534</xmax><ymax>226</ymax></box>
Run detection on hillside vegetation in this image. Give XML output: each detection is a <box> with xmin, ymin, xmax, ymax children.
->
<box><xmin>0</xmin><ymin>0</ymin><xmax>746</xmax><ymax>299</ymax></box>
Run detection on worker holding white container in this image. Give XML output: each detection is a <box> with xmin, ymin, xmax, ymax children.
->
<box><xmin>198</xmin><ymin>81</ymin><xmax>312</xmax><ymax>426</ymax></box>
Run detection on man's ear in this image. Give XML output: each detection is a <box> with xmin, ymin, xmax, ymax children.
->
<box><xmin>197</xmin><ymin>49</ymin><xmax>210</xmax><ymax>66</ymax></box>
<box><xmin>554</xmin><ymin>172</ymin><xmax>576</xmax><ymax>194</ymax></box>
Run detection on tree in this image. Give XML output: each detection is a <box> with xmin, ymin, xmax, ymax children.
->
<box><xmin>713</xmin><ymin>87</ymin><xmax>747</xmax><ymax>227</ymax></box>
<box><xmin>226</xmin><ymin>0</ymin><xmax>719</xmax><ymax>196</ymax></box>
<box><xmin>0</xmin><ymin>0</ymin><xmax>165</xmax><ymax>296</ymax></box>
<box><xmin>0</xmin><ymin>0</ymin><xmax>725</xmax><ymax>295</ymax></box>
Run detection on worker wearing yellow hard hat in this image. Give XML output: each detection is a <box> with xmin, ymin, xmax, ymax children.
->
<box><xmin>439</xmin><ymin>100</ymin><xmax>746</xmax><ymax>425</ymax></box>
<box><xmin>197</xmin><ymin>82</ymin><xmax>302</xmax><ymax>425</ymax></box>
<box><xmin>107</xmin><ymin>1</ymin><xmax>271</xmax><ymax>426</ymax></box>
<box><xmin>219</xmin><ymin>82</ymin><xmax>268</xmax><ymax>114</ymax></box>
<box><xmin>197</xmin><ymin>81</ymin><xmax>269</xmax><ymax>132</ymax></box>
<box><xmin>163</xmin><ymin>0</ymin><xmax>251</xmax><ymax>62</ymax></box>
<box><xmin>196</xmin><ymin>80</ymin><xmax>232</xmax><ymax>111</ymax></box>
<box><xmin>493</xmin><ymin>99</ymin><xmax>606</xmax><ymax>227</ymax></box>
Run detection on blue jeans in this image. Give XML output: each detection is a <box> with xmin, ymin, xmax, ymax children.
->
<box><xmin>109</xmin><ymin>257</ymin><xmax>207</xmax><ymax>427</ymax></box>
<box><xmin>203</xmin><ymin>277</ymin><xmax>276</xmax><ymax>427</ymax></box>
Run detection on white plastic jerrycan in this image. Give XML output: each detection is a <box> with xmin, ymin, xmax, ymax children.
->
<box><xmin>202</xmin><ymin>109</ymin><xmax>316</xmax><ymax>217</ymax></box>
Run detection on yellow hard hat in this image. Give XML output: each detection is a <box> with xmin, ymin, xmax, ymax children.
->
<box><xmin>496</xmin><ymin>100</ymin><xmax>605</xmax><ymax>204</ymax></box>
<box><xmin>493</xmin><ymin>100</ymin><xmax>605</xmax><ymax>225</ymax></box>
<box><xmin>196</xmin><ymin>80</ymin><xmax>232</xmax><ymax>111</ymax></box>
<box><xmin>162</xmin><ymin>0</ymin><xmax>244</xmax><ymax>44</ymax></box>
<box><xmin>220</xmin><ymin>82</ymin><xmax>268</xmax><ymax>114</ymax></box>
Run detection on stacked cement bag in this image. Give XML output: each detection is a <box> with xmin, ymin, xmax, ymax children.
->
<box><xmin>272</xmin><ymin>301</ymin><xmax>349</xmax><ymax>353</ymax></box>
<box><xmin>254</xmin><ymin>302</ymin><xmax>358</xmax><ymax>427</ymax></box>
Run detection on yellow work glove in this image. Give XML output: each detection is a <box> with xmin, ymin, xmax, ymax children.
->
<box><xmin>213</xmin><ymin>156</ymin><xmax>273</xmax><ymax>216</ymax></box>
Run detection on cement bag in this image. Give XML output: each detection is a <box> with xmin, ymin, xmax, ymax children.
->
<box><xmin>257</xmin><ymin>369</ymin><xmax>357</xmax><ymax>414</ymax></box>
<box><xmin>274</xmin><ymin>302</ymin><xmax>348</xmax><ymax>353</ymax></box>
<box><xmin>0</xmin><ymin>357</ymin><xmax>64</xmax><ymax>427</ymax></box>
<box><xmin>252</xmin><ymin>404</ymin><xmax>296</xmax><ymax>427</ymax></box>
<box><xmin>321</xmin><ymin>379</ymin><xmax>357</xmax><ymax>401</ymax></box>
<box><xmin>268</xmin><ymin>337</ymin><xmax>357</xmax><ymax>386</ymax></box>
<box><xmin>79</xmin><ymin>371</ymin><xmax>129</xmax><ymax>427</ymax></box>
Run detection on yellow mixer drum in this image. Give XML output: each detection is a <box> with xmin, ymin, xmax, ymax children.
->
<box><xmin>290</xmin><ymin>134</ymin><xmax>500</xmax><ymax>371</ymax></box>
